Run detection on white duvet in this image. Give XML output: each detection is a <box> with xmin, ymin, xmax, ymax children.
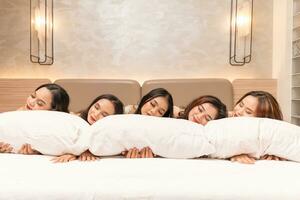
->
<box><xmin>1</xmin><ymin>154</ymin><xmax>300</xmax><ymax>200</ymax></box>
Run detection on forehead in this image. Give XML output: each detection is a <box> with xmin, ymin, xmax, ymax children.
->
<box><xmin>242</xmin><ymin>95</ymin><xmax>259</xmax><ymax>108</ymax></box>
<box><xmin>201</xmin><ymin>103</ymin><xmax>217</xmax><ymax>112</ymax></box>
<box><xmin>150</xmin><ymin>96</ymin><xmax>168</xmax><ymax>105</ymax></box>
<box><xmin>36</xmin><ymin>87</ymin><xmax>52</xmax><ymax>97</ymax></box>
<box><xmin>95</xmin><ymin>99</ymin><xmax>114</xmax><ymax>109</ymax></box>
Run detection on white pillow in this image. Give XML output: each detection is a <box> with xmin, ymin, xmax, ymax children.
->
<box><xmin>204</xmin><ymin>117</ymin><xmax>300</xmax><ymax>162</ymax></box>
<box><xmin>0</xmin><ymin>111</ymin><xmax>90</xmax><ymax>155</ymax></box>
<box><xmin>88</xmin><ymin>114</ymin><xmax>215</xmax><ymax>158</ymax></box>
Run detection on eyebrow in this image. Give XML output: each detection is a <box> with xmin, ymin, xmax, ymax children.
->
<box><xmin>201</xmin><ymin>105</ymin><xmax>213</xmax><ymax>120</ymax></box>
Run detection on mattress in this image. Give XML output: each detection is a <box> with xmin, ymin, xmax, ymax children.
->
<box><xmin>1</xmin><ymin>154</ymin><xmax>300</xmax><ymax>200</ymax></box>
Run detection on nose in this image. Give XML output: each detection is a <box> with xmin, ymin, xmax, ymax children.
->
<box><xmin>195</xmin><ymin>112</ymin><xmax>205</xmax><ymax>121</ymax></box>
<box><xmin>93</xmin><ymin>110</ymin><xmax>102</xmax><ymax>120</ymax></box>
<box><xmin>150</xmin><ymin>107</ymin><xmax>159</xmax><ymax>116</ymax></box>
<box><xmin>235</xmin><ymin>108</ymin><xmax>243</xmax><ymax>117</ymax></box>
<box><xmin>28</xmin><ymin>98</ymin><xmax>36</xmax><ymax>107</ymax></box>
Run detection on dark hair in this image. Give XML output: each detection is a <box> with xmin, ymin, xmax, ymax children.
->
<box><xmin>179</xmin><ymin>95</ymin><xmax>228</xmax><ymax>120</ymax></box>
<box><xmin>35</xmin><ymin>83</ymin><xmax>70</xmax><ymax>113</ymax></box>
<box><xmin>135</xmin><ymin>88</ymin><xmax>174</xmax><ymax>117</ymax></box>
<box><xmin>236</xmin><ymin>91</ymin><xmax>283</xmax><ymax>120</ymax></box>
<box><xmin>79</xmin><ymin>94</ymin><xmax>124</xmax><ymax>122</ymax></box>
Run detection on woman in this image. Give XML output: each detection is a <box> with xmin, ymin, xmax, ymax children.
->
<box><xmin>178</xmin><ymin>95</ymin><xmax>228</xmax><ymax>126</ymax></box>
<box><xmin>229</xmin><ymin>91</ymin><xmax>283</xmax><ymax>164</ymax></box>
<box><xmin>125</xmin><ymin>88</ymin><xmax>174</xmax><ymax>158</ymax></box>
<box><xmin>52</xmin><ymin>94</ymin><xmax>124</xmax><ymax>163</ymax></box>
<box><xmin>18</xmin><ymin>83</ymin><xmax>69</xmax><ymax>112</ymax></box>
<box><xmin>126</xmin><ymin>88</ymin><xmax>174</xmax><ymax>117</ymax></box>
<box><xmin>0</xmin><ymin>83</ymin><xmax>70</xmax><ymax>154</ymax></box>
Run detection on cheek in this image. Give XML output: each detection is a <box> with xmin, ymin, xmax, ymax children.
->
<box><xmin>87</xmin><ymin>108</ymin><xmax>93</xmax><ymax>117</ymax></box>
<box><xmin>188</xmin><ymin>108</ymin><xmax>197</xmax><ymax>117</ymax></box>
<box><xmin>141</xmin><ymin>105</ymin><xmax>148</xmax><ymax>114</ymax></box>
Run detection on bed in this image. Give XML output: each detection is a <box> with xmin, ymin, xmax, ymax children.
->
<box><xmin>1</xmin><ymin>154</ymin><xmax>300</xmax><ymax>199</ymax></box>
<box><xmin>2</xmin><ymin>78</ymin><xmax>297</xmax><ymax>200</ymax></box>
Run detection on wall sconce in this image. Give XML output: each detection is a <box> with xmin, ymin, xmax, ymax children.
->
<box><xmin>30</xmin><ymin>0</ymin><xmax>54</xmax><ymax>65</ymax></box>
<box><xmin>229</xmin><ymin>0</ymin><xmax>253</xmax><ymax>66</ymax></box>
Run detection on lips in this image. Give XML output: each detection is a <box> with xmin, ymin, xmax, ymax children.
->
<box><xmin>90</xmin><ymin>116</ymin><xmax>96</xmax><ymax>123</ymax></box>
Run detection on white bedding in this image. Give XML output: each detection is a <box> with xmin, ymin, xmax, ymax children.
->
<box><xmin>1</xmin><ymin>154</ymin><xmax>300</xmax><ymax>200</ymax></box>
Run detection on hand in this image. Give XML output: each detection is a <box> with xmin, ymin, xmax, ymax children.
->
<box><xmin>124</xmin><ymin>147</ymin><xmax>141</xmax><ymax>158</ymax></box>
<box><xmin>261</xmin><ymin>155</ymin><xmax>286</xmax><ymax>161</ymax></box>
<box><xmin>18</xmin><ymin>144</ymin><xmax>40</xmax><ymax>155</ymax></box>
<box><xmin>140</xmin><ymin>147</ymin><xmax>155</xmax><ymax>158</ymax></box>
<box><xmin>78</xmin><ymin>150</ymin><xmax>97</xmax><ymax>161</ymax></box>
<box><xmin>230</xmin><ymin>154</ymin><xmax>256</xmax><ymax>164</ymax></box>
<box><xmin>51</xmin><ymin>154</ymin><xmax>77</xmax><ymax>163</ymax></box>
<box><xmin>0</xmin><ymin>142</ymin><xmax>13</xmax><ymax>153</ymax></box>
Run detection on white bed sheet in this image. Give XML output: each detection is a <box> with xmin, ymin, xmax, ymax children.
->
<box><xmin>1</xmin><ymin>154</ymin><xmax>300</xmax><ymax>200</ymax></box>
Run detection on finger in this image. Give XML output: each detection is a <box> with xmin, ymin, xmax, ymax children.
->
<box><xmin>18</xmin><ymin>145</ymin><xmax>25</xmax><ymax>154</ymax></box>
<box><xmin>243</xmin><ymin>156</ymin><xmax>254</xmax><ymax>164</ymax></box>
<box><xmin>147</xmin><ymin>148</ymin><xmax>154</xmax><ymax>158</ymax></box>
<box><xmin>145</xmin><ymin>148</ymin><xmax>150</xmax><ymax>158</ymax></box>
<box><xmin>131</xmin><ymin>148</ymin><xmax>138</xmax><ymax>158</ymax></box>
<box><xmin>69</xmin><ymin>156</ymin><xmax>76</xmax><ymax>162</ymax></box>
<box><xmin>126</xmin><ymin>149</ymin><xmax>133</xmax><ymax>158</ymax></box>
<box><xmin>6</xmin><ymin>146</ymin><xmax>13</xmax><ymax>153</ymax></box>
<box><xmin>51</xmin><ymin>157</ymin><xmax>60</xmax><ymax>163</ymax></box>
<box><xmin>24</xmin><ymin>144</ymin><xmax>29</xmax><ymax>154</ymax></box>
<box><xmin>81</xmin><ymin>155</ymin><xmax>86</xmax><ymax>161</ymax></box>
<box><xmin>87</xmin><ymin>155</ymin><xmax>91</xmax><ymax>161</ymax></box>
<box><xmin>266</xmin><ymin>156</ymin><xmax>273</xmax><ymax>160</ymax></box>
<box><xmin>247</xmin><ymin>157</ymin><xmax>256</xmax><ymax>164</ymax></box>
<box><xmin>140</xmin><ymin>147</ymin><xmax>146</xmax><ymax>158</ymax></box>
<box><xmin>91</xmin><ymin>155</ymin><xmax>96</xmax><ymax>161</ymax></box>
<box><xmin>134</xmin><ymin>148</ymin><xmax>140</xmax><ymax>158</ymax></box>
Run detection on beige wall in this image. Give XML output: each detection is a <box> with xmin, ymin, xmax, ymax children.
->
<box><xmin>0</xmin><ymin>0</ymin><xmax>273</xmax><ymax>83</ymax></box>
<box><xmin>272</xmin><ymin>0</ymin><xmax>292</xmax><ymax>121</ymax></box>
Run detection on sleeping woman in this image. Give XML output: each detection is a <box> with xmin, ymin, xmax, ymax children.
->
<box><xmin>52</xmin><ymin>94</ymin><xmax>124</xmax><ymax>163</ymax></box>
<box><xmin>228</xmin><ymin>90</ymin><xmax>283</xmax><ymax>164</ymax></box>
<box><xmin>0</xmin><ymin>83</ymin><xmax>70</xmax><ymax>154</ymax></box>
<box><xmin>178</xmin><ymin>95</ymin><xmax>228</xmax><ymax>125</ymax></box>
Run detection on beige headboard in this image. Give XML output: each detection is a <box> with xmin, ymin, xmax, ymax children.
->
<box><xmin>0</xmin><ymin>78</ymin><xmax>277</xmax><ymax>113</ymax></box>
<box><xmin>54</xmin><ymin>79</ymin><xmax>141</xmax><ymax>112</ymax></box>
<box><xmin>142</xmin><ymin>79</ymin><xmax>234</xmax><ymax>110</ymax></box>
<box><xmin>0</xmin><ymin>79</ymin><xmax>51</xmax><ymax>112</ymax></box>
<box><xmin>232</xmin><ymin>79</ymin><xmax>277</xmax><ymax>104</ymax></box>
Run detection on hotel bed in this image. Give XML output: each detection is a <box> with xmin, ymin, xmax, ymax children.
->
<box><xmin>2</xmin><ymin>78</ymin><xmax>298</xmax><ymax>200</ymax></box>
<box><xmin>1</xmin><ymin>154</ymin><xmax>300</xmax><ymax>200</ymax></box>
